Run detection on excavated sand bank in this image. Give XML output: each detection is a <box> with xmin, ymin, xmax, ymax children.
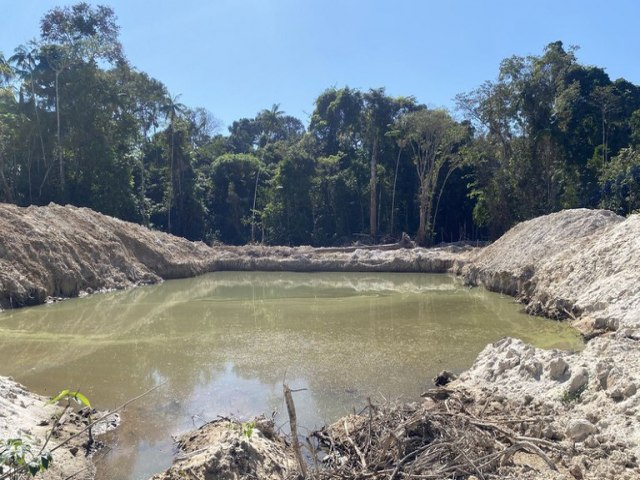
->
<box><xmin>455</xmin><ymin>208</ymin><xmax>640</xmax><ymax>335</ymax></box>
<box><xmin>452</xmin><ymin>209</ymin><xmax>640</xmax><ymax>479</ymax></box>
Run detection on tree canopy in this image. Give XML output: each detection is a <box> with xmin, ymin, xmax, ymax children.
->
<box><xmin>1</xmin><ymin>7</ymin><xmax>639</xmax><ymax>246</ymax></box>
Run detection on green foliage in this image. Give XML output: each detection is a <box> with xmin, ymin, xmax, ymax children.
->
<box><xmin>230</xmin><ymin>420</ymin><xmax>256</xmax><ymax>440</ymax></box>
<box><xmin>208</xmin><ymin>153</ymin><xmax>263</xmax><ymax>244</ymax></box>
<box><xmin>263</xmin><ymin>148</ymin><xmax>314</xmax><ymax>245</ymax></box>
<box><xmin>394</xmin><ymin>108</ymin><xmax>470</xmax><ymax>245</ymax></box>
<box><xmin>457</xmin><ymin>41</ymin><xmax>640</xmax><ymax>236</ymax></box>
<box><xmin>0</xmin><ymin>389</ymin><xmax>91</xmax><ymax>479</ymax></box>
<box><xmin>3</xmin><ymin>6</ymin><xmax>640</xmax><ymax>247</ymax></box>
<box><xmin>0</xmin><ymin>438</ymin><xmax>52</xmax><ymax>478</ymax></box>
<box><xmin>46</xmin><ymin>389</ymin><xmax>91</xmax><ymax>409</ymax></box>
<box><xmin>599</xmin><ymin>148</ymin><xmax>640</xmax><ymax>214</ymax></box>
<box><xmin>240</xmin><ymin>421</ymin><xmax>256</xmax><ymax>439</ymax></box>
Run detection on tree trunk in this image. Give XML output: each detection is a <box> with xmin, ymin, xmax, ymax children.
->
<box><xmin>602</xmin><ymin>108</ymin><xmax>609</xmax><ymax>164</ymax></box>
<box><xmin>251</xmin><ymin>168</ymin><xmax>260</xmax><ymax>242</ymax></box>
<box><xmin>139</xmin><ymin>157</ymin><xmax>147</xmax><ymax>223</ymax></box>
<box><xmin>167</xmin><ymin>127</ymin><xmax>174</xmax><ymax>233</ymax></box>
<box><xmin>416</xmin><ymin>182</ymin><xmax>429</xmax><ymax>246</ymax></box>
<box><xmin>30</xmin><ymin>75</ymin><xmax>47</xmax><ymax>172</ymax></box>
<box><xmin>432</xmin><ymin>166</ymin><xmax>456</xmax><ymax>244</ymax></box>
<box><xmin>390</xmin><ymin>147</ymin><xmax>402</xmax><ymax>236</ymax></box>
<box><xmin>369</xmin><ymin>136</ymin><xmax>378</xmax><ymax>239</ymax></box>
<box><xmin>55</xmin><ymin>70</ymin><xmax>63</xmax><ymax>193</ymax></box>
<box><xmin>417</xmin><ymin>176</ymin><xmax>436</xmax><ymax>246</ymax></box>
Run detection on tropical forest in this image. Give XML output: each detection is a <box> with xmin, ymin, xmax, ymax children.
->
<box><xmin>1</xmin><ymin>4</ymin><xmax>639</xmax><ymax>247</ymax></box>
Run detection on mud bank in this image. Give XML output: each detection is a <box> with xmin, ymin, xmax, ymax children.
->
<box><xmin>0</xmin><ymin>203</ymin><xmax>473</xmax><ymax>310</ymax></box>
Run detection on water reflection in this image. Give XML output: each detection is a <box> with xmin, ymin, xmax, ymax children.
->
<box><xmin>0</xmin><ymin>272</ymin><xmax>582</xmax><ymax>479</ymax></box>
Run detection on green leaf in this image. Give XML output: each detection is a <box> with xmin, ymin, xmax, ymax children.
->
<box><xmin>47</xmin><ymin>389</ymin><xmax>71</xmax><ymax>405</ymax></box>
<box><xmin>40</xmin><ymin>452</ymin><xmax>52</xmax><ymax>470</ymax></box>
<box><xmin>72</xmin><ymin>392</ymin><xmax>91</xmax><ymax>409</ymax></box>
<box><xmin>46</xmin><ymin>389</ymin><xmax>91</xmax><ymax>408</ymax></box>
<box><xmin>27</xmin><ymin>461</ymin><xmax>40</xmax><ymax>476</ymax></box>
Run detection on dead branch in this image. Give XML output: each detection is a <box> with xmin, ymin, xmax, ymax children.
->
<box><xmin>284</xmin><ymin>383</ymin><xmax>307</xmax><ymax>478</ymax></box>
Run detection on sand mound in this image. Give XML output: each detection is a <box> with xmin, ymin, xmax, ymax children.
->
<box><xmin>457</xmin><ymin>209</ymin><xmax>640</xmax><ymax>333</ymax></box>
<box><xmin>148</xmin><ymin>417</ymin><xmax>296</xmax><ymax>480</ymax></box>
<box><xmin>455</xmin><ymin>209</ymin><xmax>640</xmax><ymax>479</ymax></box>
<box><xmin>0</xmin><ymin>203</ymin><xmax>214</xmax><ymax>308</ymax></box>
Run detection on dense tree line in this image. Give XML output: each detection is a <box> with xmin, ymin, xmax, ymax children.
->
<box><xmin>1</xmin><ymin>5</ymin><xmax>639</xmax><ymax>246</ymax></box>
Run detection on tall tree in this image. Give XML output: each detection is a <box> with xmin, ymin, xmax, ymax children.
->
<box><xmin>160</xmin><ymin>93</ymin><xmax>186</xmax><ymax>232</ymax></box>
<box><xmin>0</xmin><ymin>51</ymin><xmax>16</xmax><ymax>201</ymax></box>
<box><xmin>397</xmin><ymin>109</ymin><xmax>467</xmax><ymax>245</ymax></box>
<box><xmin>10</xmin><ymin>41</ymin><xmax>50</xmax><ymax>197</ymax></box>
<box><xmin>362</xmin><ymin>88</ymin><xmax>394</xmax><ymax>238</ymax></box>
<box><xmin>309</xmin><ymin>87</ymin><xmax>368</xmax><ymax>240</ymax></box>
<box><xmin>39</xmin><ymin>2</ymin><xmax>124</xmax><ymax>195</ymax></box>
<box><xmin>310</xmin><ymin>87</ymin><xmax>363</xmax><ymax>157</ymax></box>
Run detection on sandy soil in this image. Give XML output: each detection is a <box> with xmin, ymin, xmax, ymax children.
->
<box><xmin>0</xmin><ymin>376</ymin><xmax>117</xmax><ymax>479</ymax></box>
<box><xmin>454</xmin><ymin>209</ymin><xmax>640</xmax><ymax>479</ymax></box>
<box><xmin>147</xmin><ymin>417</ymin><xmax>296</xmax><ymax>480</ymax></box>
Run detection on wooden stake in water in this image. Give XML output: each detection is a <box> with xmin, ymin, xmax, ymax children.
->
<box><xmin>283</xmin><ymin>383</ymin><xmax>307</xmax><ymax>478</ymax></box>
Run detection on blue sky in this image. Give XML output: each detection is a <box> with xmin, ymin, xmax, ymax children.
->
<box><xmin>2</xmin><ymin>1</ymin><xmax>639</xmax><ymax>129</ymax></box>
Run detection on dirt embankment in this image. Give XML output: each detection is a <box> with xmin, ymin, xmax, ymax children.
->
<box><xmin>454</xmin><ymin>208</ymin><xmax>639</xmax><ymax>333</ymax></box>
<box><xmin>0</xmin><ymin>203</ymin><xmax>215</xmax><ymax>309</ymax></box>
<box><xmin>0</xmin><ymin>203</ymin><xmax>474</xmax><ymax>310</ymax></box>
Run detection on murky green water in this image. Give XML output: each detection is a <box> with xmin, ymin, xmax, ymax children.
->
<box><xmin>0</xmin><ymin>272</ymin><xmax>582</xmax><ymax>479</ymax></box>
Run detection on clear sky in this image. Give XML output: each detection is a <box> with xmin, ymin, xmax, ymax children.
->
<box><xmin>2</xmin><ymin>1</ymin><xmax>639</xmax><ymax>129</ymax></box>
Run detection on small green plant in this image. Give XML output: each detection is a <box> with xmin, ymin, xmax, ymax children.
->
<box><xmin>0</xmin><ymin>389</ymin><xmax>91</xmax><ymax>480</ymax></box>
<box><xmin>561</xmin><ymin>384</ymin><xmax>587</xmax><ymax>405</ymax></box>
<box><xmin>0</xmin><ymin>438</ymin><xmax>52</xmax><ymax>479</ymax></box>
<box><xmin>234</xmin><ymin>420</ymin><xmax>256</xmax><ymax>440</ymax></box>
<box><xmin>46</xmin><ymin>390</ymin><xmax>91</xmax><ymax>409</ymax></box>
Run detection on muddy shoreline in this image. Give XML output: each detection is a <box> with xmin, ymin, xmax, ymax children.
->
<box><xmin>1</xmin><ymin>204</ymin><xmax>639</xmax><ymax>479</ymax></box>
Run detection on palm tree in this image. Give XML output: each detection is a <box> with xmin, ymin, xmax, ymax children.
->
<box><xmin>10</xmin><ymin>41</ymin><xmax>49</xmax><ymax>198</ymax></box>
<box><xmin>257</xmin><ymin>103</ymin><xmax>284</xmax><ymax>145</ymax></box>
<box><xmin>160</xmin><ymin>93</ymin><xmax>186</xmax><ymax>232</ymax></box>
